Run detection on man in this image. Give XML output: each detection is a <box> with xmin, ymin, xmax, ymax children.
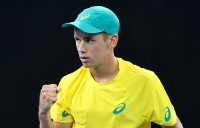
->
<box><xmin>39</xmin><ymin>6</ymin><xmax>183</xmax><ymax>128</ymax></box>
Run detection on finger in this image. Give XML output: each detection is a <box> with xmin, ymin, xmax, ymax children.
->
<box><xmin>49</xmin><ymin>84</ymin><xmax>57</xmax><ymax>88</ymax></box>
<box><xmin>41</xmin><ymin>91</ymin><xmax>58</xmax><ymax>100</ymax></box>
<box><xmin>40</xmin><ymin>94</ymin><xmax>52</xmax><ymax>103</ymax></box>
<box><xmin>56</xmin><ymin>87</ymin><xmax>61</xmax><ymax>93</ymax></box>
<box><xmin>42</xmin><ymin>84</ymin><xmax>57</xmax><ymax>90</ymax></box>
<box><xmin>46</xmin><ymin>92</ymin><xmax>58</xmax><ymax>97</ymax></box>
<box><xmin>51</xmin><ymin>96</ymin><xmax>57</xmax><ymax>102</ymax></box>
<box><xmin>41</xmin><ymin>85</ymin><xmax>58</xmax><ymax>93</ymax></box>
<box><xmin>43</xmin><ymin>94</ymin><xmax>57</xmax><ymax>102</ymax></box>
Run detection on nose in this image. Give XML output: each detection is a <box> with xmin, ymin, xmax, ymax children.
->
<box><xmin>78</xmin><ymin>40</ymin><xmax>87</xmax><ymax>53</ymax></box>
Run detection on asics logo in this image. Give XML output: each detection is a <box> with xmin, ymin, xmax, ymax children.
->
<box><xmin>62</xmin><ymin>111</ymin><xmax>69</xmax><ymax>118</ymax></box>
<box><xmin>80</xmin><ymin>14</ymin><xmax>90</xmax><ymax>20</ymax></box>
<box><xmin>164</xmin><ymin>106</ymin><xmax>171</xmax><ymax>122</ymax></box>
<box><xmin>113</xmin><ymin>103</ymin><xmax>126</xmax><ymax>115</ymax></box>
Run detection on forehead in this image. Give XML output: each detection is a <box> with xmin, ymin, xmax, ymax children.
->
<box><xmin>74</xmin><ymin>28</ymin><xmax>104</xmax><ymax>38</ymax></box>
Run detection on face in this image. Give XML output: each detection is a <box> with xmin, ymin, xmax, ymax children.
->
<box><xmin>74</xmin><ymin>29</ymin><xmax>115</xmax><ymax>68</ymax></box>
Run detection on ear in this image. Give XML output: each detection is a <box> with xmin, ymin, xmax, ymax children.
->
<box><xmin>109</xmin><ymin>34</ymin><xmax>118</xmax><ymax>48</ymax></box>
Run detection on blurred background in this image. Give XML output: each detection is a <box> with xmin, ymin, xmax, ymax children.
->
<box><xmin>1</xmin><ymin>0</ymin><xmax>199</xmax><ymax>127</ymax></box>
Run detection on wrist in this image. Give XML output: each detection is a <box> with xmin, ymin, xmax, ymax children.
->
<box><xmin>38</xmin><ymin>104</ymin><xmax>51</xmax><ymax>114</ymax></box>
<box><xmin>38</xmin><ymin>110</ymin><xmax>49</xmax><ymax>121</ymax></box>
<box><xmin>38</xmin><ymin>108</ymin><xmax>49</xmax><ymax>117</ymax></box>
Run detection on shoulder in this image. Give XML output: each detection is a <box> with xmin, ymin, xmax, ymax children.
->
<box><xmin>118</xmin><ymin>58</ymin><xmax>158</xmax><ymax>80</ymax></box>
<box><xmin>118</xmin><ymin>58</ymin><xmax>163</xmax><ymax>92</ymax></box>
<box><xmin>58</xmin><ymin>66</ymin><xmax>88</xmax><ymax>89</ymax></box>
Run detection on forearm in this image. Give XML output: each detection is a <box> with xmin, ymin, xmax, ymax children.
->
<box><xmin>39</xmin><ymin>111</ymin><xmax>53</xmax><ymax>128</ymax></box>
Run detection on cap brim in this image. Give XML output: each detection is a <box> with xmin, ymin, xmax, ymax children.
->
<box><xmin>62</xmin><ymin>21</ymin><xmax>103</xmax><ymax>34</ymax></box>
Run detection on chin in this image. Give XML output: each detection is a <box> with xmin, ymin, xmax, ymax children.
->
<box><xmin>81</xmin><ymin>61</ymin><xmax>97</xmax><ymax>68</ymax></box>
<box><xmin>82</xmin><ymin>63</ymin><xmax>93</xmax><ymax>68</ymax></box>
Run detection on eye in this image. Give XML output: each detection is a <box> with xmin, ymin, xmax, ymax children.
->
<box><xmin>74</xmin><ymin>37</ymin><xmax>81</xmax><ymax>43</ymax></box>
<box><xmin>85</xmin><ymin>37</ymin><xmax>95</xmax><ymax>43</ymax></box>
<box><xmin>84</xmin><ymin>38</ymin><xmax>90</xmax><ymax>42</ymax></box>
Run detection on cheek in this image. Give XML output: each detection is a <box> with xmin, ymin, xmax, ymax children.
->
<box><xmin>76</xmin><ymin>43</ymin><xmax>81</xmax><ymax>49</ymax></box>
<box><xmin>90</xmin><ymin>46</ymin><xmax>108</xmax><ymax>58</ymax></box>
<box><xmin>90</xmin><ymin>47</ymin><xmax>100</xmax><ymax>56</ymax></box>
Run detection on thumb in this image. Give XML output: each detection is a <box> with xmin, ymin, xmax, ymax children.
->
<box><xmin>56</xmin><ymin>87</ymin><xmax>61</xmax><ymax>93</ymax></box>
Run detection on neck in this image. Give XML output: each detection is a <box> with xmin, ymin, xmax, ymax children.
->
<box><xmin>89</xmin><ymin>56</ymin><xmax>119</xmax><ymax>83</ymax></box>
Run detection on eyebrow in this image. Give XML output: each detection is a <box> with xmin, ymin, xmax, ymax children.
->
<box><xmin>74</xmin><ymin>35</ymin><xmax>93</xmax><ymax>40</ymax></box>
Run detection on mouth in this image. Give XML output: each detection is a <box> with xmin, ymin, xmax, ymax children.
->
<box><xmin>80</xmin><ymin>56</ymin><xmax>89</xmax><ymax>62</ymax></box>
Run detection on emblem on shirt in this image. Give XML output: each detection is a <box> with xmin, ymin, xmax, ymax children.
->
<box><xmin>62</xmin><ymin>111</ymin><xmax>69</xmax><ymax>118</ymax></box>
<box><xmin>113</xmin><ymin>103</ymin><xmax>126</xmax><ymax>115</ymax></box>
<box><xmin>164</xmin><ymin>106</ymin><xmax>171</xmax><ymax>122</ymax></box>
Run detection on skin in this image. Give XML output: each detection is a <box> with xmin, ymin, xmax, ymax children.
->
<box><xmin>38</xmin><ymin>29</ymin><xmax>183</xmax><ymax>128</ymax></box>
<box><xmin>74</xmin><ymin>29</ymin><xmax>119</xmax><ymax>83</ymax></box>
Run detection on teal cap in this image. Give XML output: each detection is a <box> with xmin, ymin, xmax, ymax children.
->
<box><xmin>62</xmin><ymin>6</ymin><xmax>120</xmax><ymax>35</ymax></box>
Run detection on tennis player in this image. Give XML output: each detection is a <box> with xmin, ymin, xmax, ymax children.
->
<box><xmin>39</xmin><ymin>6</ymin><xmax>183</xmax><ymax>128</ymax></box>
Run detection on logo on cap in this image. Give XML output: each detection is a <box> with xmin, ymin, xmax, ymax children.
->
<box><xmin>164</xmin><ymin>106</ymin><xmax>171</xmax><ymax>122</ymax></box>
<box><xmin>80</xmin><ymin>14</ymin><xmax>90</xmax><ymax>21</ymax></box>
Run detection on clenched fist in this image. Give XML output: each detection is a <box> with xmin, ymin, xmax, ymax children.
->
<box><xmin>39</xmin><ymin>84</ymin><xmax>60</xmax><ymax>115</ymax></box>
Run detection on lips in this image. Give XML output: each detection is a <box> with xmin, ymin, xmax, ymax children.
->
<box><xmin>80</xmin><ymin>56</ymin><xmax>88</xmax><ymax>59</ymax></box>
<box><xmin>80</xmin><ymin>56</ymin><xmax>89</xmax><ymax>61</ymax></box>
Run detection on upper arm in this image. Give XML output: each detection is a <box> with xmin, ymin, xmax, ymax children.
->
<box><xmin>53</xmin><ymin>121</ymin><xmax>73</xmax><ymax>128</ymax></box>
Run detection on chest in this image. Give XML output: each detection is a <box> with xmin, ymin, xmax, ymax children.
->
<box><xmin>69</xmin><ymin>80</ymin><xmax>145</xmax><ymax>127</ymax></box>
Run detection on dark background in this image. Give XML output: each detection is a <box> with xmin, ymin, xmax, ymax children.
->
<box><xmin>1</xmin><ymin>0</ymin><xmax>199</xmax><ymax>127</ymax></box>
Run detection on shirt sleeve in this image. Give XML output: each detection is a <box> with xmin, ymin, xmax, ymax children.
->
<box><xmin>50</xmin><ymin>76</ymin><xmax>74</xmax><ymax>123</ymax></box>
<box><xmin>139</xmin><ymin>71</ymin><xmax>177</xmax><ymax>126</ymax></box>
